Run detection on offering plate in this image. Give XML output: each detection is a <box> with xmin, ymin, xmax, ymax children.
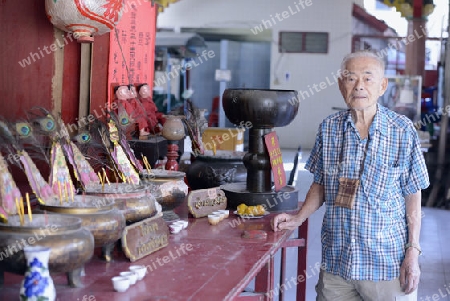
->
<box><xmin>0</xmin><ymin>214</ymin><xmax>94</xmax><ymax>288</ymax></box>
<box><xmin>39</xmin><ymin>195</ymin><xmax>126</xmax><ymax>262</ymax></box>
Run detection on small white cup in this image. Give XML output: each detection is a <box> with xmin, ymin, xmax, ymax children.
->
<box><xmin>218</xmin><ymin>209</ymin><xmax>229</xmax><ymax>218</ymax></box>
<box><xmin>173</xmin><ymin>220</ymin><xmax>188</xmax><ymax>229</ymax></box>
<box><xmin>213</xmin><ymin>211</ymin><xmax>225</xmax><ymax>221</ymax></box>
<box><xmin>169</xmin><ymin>224</ymin><xmax>183</xmax><ymax>234</ymax></box>
<box><xmin>112</xmin><ymin>276</ymin><xmax>130</xmax><ymax>292</ymax></box>
<box><xmin>208</xmin><ymin>214</ymin><xmax>221</xmax><ymax>225</ymax></box>
<box><xmin>120</xmin><ymin>271</ymin><xmax>137</xmax><ymax>285</ymax></box>
<box><xmin>129</xmin><ymin>265</ymin><xmax>147</xmax><ymax>280</ymax></box>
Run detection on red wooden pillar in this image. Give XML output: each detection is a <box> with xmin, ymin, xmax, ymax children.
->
<box><xmin>405</xmin><ymin>0</ymin><xmax>427</xmax><ymax>78</ymax></box>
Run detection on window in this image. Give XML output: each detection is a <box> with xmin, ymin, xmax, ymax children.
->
<box><xmin>375</xmin><ymin>1</ymin><xmax>391</xmax><ymax>10</ymax></box>
<box><xmin>279</xmin><ymin>31</ymin><xmax>329</xmax><ymax>53</ymax></box>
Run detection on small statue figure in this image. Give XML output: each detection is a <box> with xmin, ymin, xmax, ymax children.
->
<box><xmin>114</xmin><ymin>85</ymin><xmax>134</xmax><ymax>125</ymax></box>
<box><xmin>137</xmin><ymin>83</ymin><xmax>165</xmax><ymax>134</ymax></box>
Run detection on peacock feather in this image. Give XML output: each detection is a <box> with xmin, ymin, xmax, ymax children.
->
<box><xmin>0</xmin><ymin>118</ymin><xmax>55</xmax><ymax>201</ymax></box>
<box><xmin>108</xmin><ymin>110</ymin><xmax>143</xmax><ymax>173</ymax></box>
<box><xmin>15</xmin><ymin>122</ymin><xmax>33</xmax><ymax>138</ymax></box>
<box><xmin>57</xmin><ymin>117</ymin><xmax>99</xmax><ymax>189</ymax></box>
<box><xmin>74</xmin><ymin>119</ymin><xmax>120</xmax><ymax>180</ymax></box>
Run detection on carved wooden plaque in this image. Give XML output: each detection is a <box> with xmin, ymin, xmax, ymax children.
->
<box><xmin>121</xmin><ymin>212</ymin><xmax>169</xmax><ymax>262</ymax></box>
<box><xmin>187</xmin><ymin>187</ymin><xmax>227</xmax><ymax>218</ymax></box>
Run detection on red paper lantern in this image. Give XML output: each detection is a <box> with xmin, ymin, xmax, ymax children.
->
<box><xmin>45</xmin><ymin>0</ymin><xmax>124</xmax><ymax>43</ymax></box>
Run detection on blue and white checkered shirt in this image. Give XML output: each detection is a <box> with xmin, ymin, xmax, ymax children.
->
<box><xmin>305</xmin><ymin>104</ymin><xmax>429</xmax><ymax>281</ymax></box>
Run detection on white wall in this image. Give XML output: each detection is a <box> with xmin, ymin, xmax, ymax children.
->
<box><xmin>158</xmin><ymin>0</ymin><xmax>358</xmax><ymax>149</ymax></box>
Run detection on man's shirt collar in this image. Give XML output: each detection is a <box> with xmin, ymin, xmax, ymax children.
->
<box><xmin>343</xmin><ymin>104</ymin><xmax>387</xmax><ymax>137</ymax></box>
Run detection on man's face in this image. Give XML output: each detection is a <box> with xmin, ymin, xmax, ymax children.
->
<box><xmin>338</xmin><ymin>56</ymin><xmax>388</xmax><ymax>111</ymax></box>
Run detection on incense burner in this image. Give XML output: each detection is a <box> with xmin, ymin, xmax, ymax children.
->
<box><xmin>85</xmin><ymin>183</ymin><xmax>158</xmax><ymax>224</ymax></box>
<box><xmin>39</xmin><ymin>195</ymin><xmax>126</xmax><ymax>262</ymax></box>
<box><xmin>0</xmin><ymin>214</ymin><xmax>94</xmax><ymax>288</ymax></box>
<box><xmin>141</xmin><ymin>170</ymin><xmax>188</xmax><ymax>221</ymax></box>
<box><xmin>186</xmin><ymin>151</ymin><xmax>246</xmax><ymax>190</ymax></box>
<box><xmin>221</xmin><ymin>89</ymin><xmax>300</xmax><ymax>211</ymax></box>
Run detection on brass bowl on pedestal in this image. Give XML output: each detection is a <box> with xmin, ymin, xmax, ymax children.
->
<box><xmin>39</xmin><ymin>195</ymin><xmax>126</xmax><ymax>262</ymax></box>
<box><xmin>0</xmin><ymin>214</ymin><xmax>94</xmax><ymax>288</ymax></box>
<box><xmin>221</xmin><ymin>89</ymin><xmax>300</xmax><ymax>211</ymax></box>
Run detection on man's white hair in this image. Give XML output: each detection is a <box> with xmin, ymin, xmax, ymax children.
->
<box><xmin>340</xmin><ymin>50</ymin><xmax>385</xmax><ymax>75</ymax></box>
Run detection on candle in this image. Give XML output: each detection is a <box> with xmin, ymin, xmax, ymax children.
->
<box><xmin>26</xmin><ymin>193</ymin><xmax>32</xmax><ymax>222</ymax></box>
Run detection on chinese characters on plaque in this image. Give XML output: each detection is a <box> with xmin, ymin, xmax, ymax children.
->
<box><xmin>264</xmin><ymin>132</ymin><xmax>286</xmax><ymax>192</ymax></box>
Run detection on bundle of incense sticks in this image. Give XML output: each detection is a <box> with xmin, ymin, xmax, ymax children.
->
<box><xmin>102</xmin><ymin>168</ymin><xmax>111</xmax><ymax>185</ymax></box>
<box><xmin>142</xmin><ymin>155</ymin><xmax>152</xmax><ymax>173</ymax></box>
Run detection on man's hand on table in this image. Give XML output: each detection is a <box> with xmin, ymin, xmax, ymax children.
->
<box><xmin>271</xmin><ymin>213</ymin><xmax>304</xmax><ymax>232</ymax></box>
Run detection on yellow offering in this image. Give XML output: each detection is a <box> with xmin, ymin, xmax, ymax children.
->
<box><xmin>237</xmin><ymin>203</ymin><xmax>265</xmax><ymax>216</ymax></box>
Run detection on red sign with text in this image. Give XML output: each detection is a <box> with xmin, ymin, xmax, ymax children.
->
<box><xmin>108</xmin><ymin>0</ymin><xmax>157</xmax><ymax>103</ymax></box>
<box><xmin>264</xmin><ymin>131</ymin><xmax>286</xmax><ymax>192</ymax></box>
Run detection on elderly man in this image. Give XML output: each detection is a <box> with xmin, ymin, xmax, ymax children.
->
<box><xmin>272</xmin><ymin>51</ymin><xmax>429</xmax><ymax>301</ymax></box>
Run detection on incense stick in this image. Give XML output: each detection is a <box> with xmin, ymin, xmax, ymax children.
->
<box><xmin>26</xmin><ymin>193</ymin><xmax>32</xmax><ymax>222</ymax></box>
<box><xmin>58</xmin><ymin>181</ymin><xmax>63</xmax><ymax>206</ymax></box>
<box><xmin>15</xmin><ymin>197</ymin><xmax>23</xmax><ymax>226</ymax></box>
<box><xmin>102</xmin><ymin>168</ymin><xmax>111</xmax><ymax>185</ymax></box>
<box><xmin>18</xmin><ymin>197</ymin><xmax>24</xmax><ymax>226</ymax></box>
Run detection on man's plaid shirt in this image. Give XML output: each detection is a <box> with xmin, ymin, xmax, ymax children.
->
<box><xmin>305</xmin><ymin>104</ymin><xmax>429</xmax><ymax>281</ymax></box>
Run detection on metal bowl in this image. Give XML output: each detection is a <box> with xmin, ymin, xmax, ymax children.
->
<box><xmin>222</xmin><ymin>89</ymin><xmax>299</xmax><ymax>127</ymax></box>
<box><xmin>141</xmin><ymin>170</ymin><xmax>188</xmax><ymax>210</ymax></box>
<box><xmin>112</xmin><ymin>194</ymin><xmax>158</xmax><ymax>224</ymax></box>
<box><xmin>84</xmin><ymin>183</ymin><xmax>157</xmax><ymax>224</ymax></box>
<box><xmin>186</xmin><ymin>151</ymin><xmax>246</xmax><ymax>190</ymax></box>
<box><xmin>0</xmin><ymin>214</ymin><xmax>94</xmax><ymax>288</ymax></box>
<box><xmin>39</xmin><ymin>195</ymin><xmax>126</xmax><ymax>262</ymax></box>
<box><xmin>141</xmin><ymin>170</ymin><xmax>188</xmax><ymax>221</ymax></box>
<box><xmin>84</xmin><ymin>183</ymin><xmax>148</xmax><ymax>198</ymax></box>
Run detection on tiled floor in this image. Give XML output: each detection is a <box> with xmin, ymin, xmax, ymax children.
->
<box><xmin>277</xmin><ymin>148</ymin><xmax>450</xmax><ymax>301</ymax></box>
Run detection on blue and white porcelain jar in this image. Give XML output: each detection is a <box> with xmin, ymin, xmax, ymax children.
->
<box><xmin>20</xmin><ymin>246</ymin><xmax>56</xmax><ymax>301</ymax></box>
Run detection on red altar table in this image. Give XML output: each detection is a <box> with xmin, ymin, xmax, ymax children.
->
<box><xmin>1</xmin><ymin>209</ymin><xmax>307</xmax><ymax>301</ymax></box>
